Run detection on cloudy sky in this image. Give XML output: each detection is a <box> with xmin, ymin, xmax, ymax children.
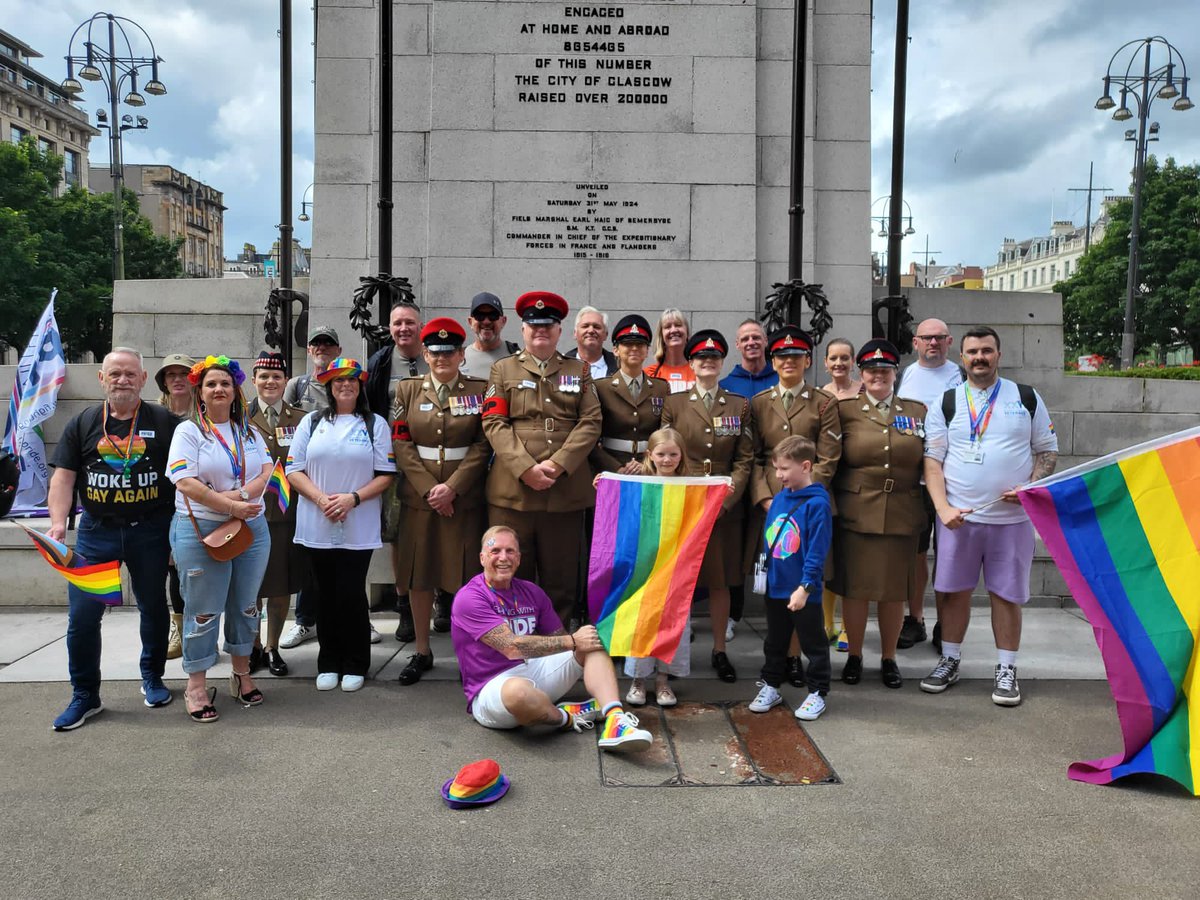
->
<box><xmin>9</xmin><ymin>1</ymin><xmax>1200</xmax><ymax>271</ymax></box>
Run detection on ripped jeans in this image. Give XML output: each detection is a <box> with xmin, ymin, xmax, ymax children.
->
<box><xmin>169</xmin><ymin>513</ymin><xmax>270</xmax><ymax>674</ymax></box>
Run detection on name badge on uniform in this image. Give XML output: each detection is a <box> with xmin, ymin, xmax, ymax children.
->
<box><xmin>520</xmin><ymin>380</ymin><xmax>537</xmax><ymax>390</ymax></box>
<box><xmin>559</xmin><ymin>375</ymin><xmax>581</xmax><ymax>394</ymax></box>
<box><xmin>420</xmin><ymin>402</ymin><xmax>434</xmax><ymax>411</ymax></box>
<box><xmin>138</xmin><ymin>430</ymin><xmax>156</xmax><ymax>438</ymax></box>
<box><xmin>714</xmin><ymin>416</ymin><xmax>741</xmax><ymax>436</ymax></box>
<box><xmin>963</xmin><ymin>445</ymin><xmax>985</xmax><ymax>465</ymax></box>
<box><xmin>275</xmin><ymin>426</ymin><xmax>296</xmax><ymax>447</ymax></box>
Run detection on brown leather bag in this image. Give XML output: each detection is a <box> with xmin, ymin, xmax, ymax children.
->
<box><xmin>184</xmin><ymin>496</ymin><xmax>253</xmax><ymax>562</ymax></box>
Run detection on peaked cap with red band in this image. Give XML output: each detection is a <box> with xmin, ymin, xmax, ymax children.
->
<box><xmin>515</xmin><ymin>291</ymin><xmax>568</xmax><ymax>325</ymax></box>
<box><xmin>766</xmin><ymin>325</ymin><xmax>814</xmax><ymax>358</ymax></box>
<box><xmin>612</xmin><ymin>313</ymin><xmax>653</xmax><ymax>346</ymax></box>
<box><xmin>856</xmin><ymin>338</ymin><xmax>901</xmax><ymax>369</ymax></box>
<box><xmin>685</xmin><ymin>329</ymin><xmax>728</xmax><ymax>360</ymax></box>
<box><xmin>421</xmin><ymin>317</ymin><xmax>467</xmax><ymax>352</ymax></box>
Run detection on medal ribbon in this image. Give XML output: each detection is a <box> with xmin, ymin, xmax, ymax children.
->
<box><xmin>204</xmin><ymin>416</ymin><xmax>246</xmax><ymax>483</ymax></box>
<box><xmin>965</xmin><ymin>382</ymin><xmax>1002</xmax><ymax>445</ymax></box>
<box><xmin>100</xmin><ymin>401</ymin><xmax>141</xmax><ymax>476</ymax></box>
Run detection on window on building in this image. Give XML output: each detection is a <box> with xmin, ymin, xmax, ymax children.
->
<box><xmin>1041</xmin><ymin>266</ymin><xmax>1047</xmax><ymax>283</ymax></box>
<box><xmin>1064</xmin><ymin>259</ymin><xmax>1071</xmax><ymax>277</ymax></box>
<box><xmin>1009</xmin><ymin>274</ymin><xmax>1014</xmax><ymax>290</ymax></box>
<box><xmin>1023</xmin><ymin>271</ymin><xmax>1029</xmax><ymax>288</ymax></box>
<box><xmin>64</xmin><ymin>150</ymin><xmax>80</xmax><ymax>187</ymax></box>
<box><xmin>10</xmin><ymin>124</ymin><xmax>27</xmax><ymax>143</ymax></box>
<box><xmin>37</xmin><ymin>137</ymin><xmax>53</xmax><ymax>155</ymax></box>
<box><xmin>1050</xmin><ymin>264</ymin><xmax>1057</xmax><ymax>282</ymax></box>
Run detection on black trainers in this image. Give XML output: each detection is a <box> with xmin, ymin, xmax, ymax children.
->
<box><xmin>394</xmin><ymin>595</ymin><xmax>416</xmax><ymax>643</ymax></box>
<box><xmin>897</xmin><ymin>615</ymin><xmax>926</xmax><ymax>649</ymax></box>
<box><xmin>931</xmin><ymin>620</ymin><xmax>943</xmax><ymax>655</ymax></box>
<box><xmin>397</xmin><ymin>651</ymin><xmax>433</xmax><ymax>685</ymax></box>
<box><xmin>711</xmin><ymin>650</ymin><xmax>737</xmax><ymax>683</ymax></box>
<box><xmin>432</xmin><ymin>591</ymin><xmax>452</xmax><ymax>634</ymax></box>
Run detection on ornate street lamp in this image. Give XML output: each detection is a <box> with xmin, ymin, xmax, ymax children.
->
<box><xmin>298</xmin><ymin>183</ymin><xmax>314</xmax><ymax>222</ymax></box>
<box><xmin>63</xmin><ymin>13</ymin><xmax>166</xmax><ymax>282</ymax></box>
<box><xmin>1094</xmin><ymin>36</ymin><xmax>1192</xmax><ymax>369</ymax></box>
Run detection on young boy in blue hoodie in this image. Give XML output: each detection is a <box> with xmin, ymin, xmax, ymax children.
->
<box><xmin>748</xmin><ymin>435</ymin><xmax>833</xmax><ymax>720</ymax></box>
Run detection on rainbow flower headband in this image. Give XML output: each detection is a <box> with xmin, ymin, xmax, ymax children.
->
<box><xmin>187</xmin><ymin>355</ymin><xmax>247</xmax><ymax>386</ymax></box>
<box><xmin>316</xmin><ymin>357</ymin><xmax>367</xmax><ymax>383</ymax></box>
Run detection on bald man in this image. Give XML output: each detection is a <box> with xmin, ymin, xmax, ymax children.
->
<box><xmin>896</xmin><ymin>318</ymin><xmax>965</xmax><ymax>652</ymax></box>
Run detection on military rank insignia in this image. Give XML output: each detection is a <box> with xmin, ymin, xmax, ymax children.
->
<box><xmin>558</xmin><ymin>375</ymin><xmax>581</xmax><ymax>394</ymax></box>
<box><xmin>450</xmin><ymin>395</ymin><xmax>482</xmax><ymax>416</ymax></box>
<box><xmin>713</xmin><ymin>416</ymin><xmax>742</xmax><ymax>436</ymax></box>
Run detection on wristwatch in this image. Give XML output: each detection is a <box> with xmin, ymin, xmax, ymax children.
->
<box><xmin>800</xmin><ymin>582</ymin><xmax>816</xmax><ymax>595</ymax></box>
<box><xmin>238</xmin><ymin>488</ymin><xmax>250</xmax><ymax>501</ymax></box>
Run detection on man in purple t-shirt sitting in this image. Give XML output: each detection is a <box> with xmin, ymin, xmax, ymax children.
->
<box><xmin>451</xmin><ymin>525</ymin><xmax>653</xmax><ymax>752</ymax></box>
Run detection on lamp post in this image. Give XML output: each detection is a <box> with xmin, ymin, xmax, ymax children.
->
<box><xmin>298</xmin><ymin>182</ymin><xmax>314</xmax><ymax>222</ymax></box>
<box><xmin>1094</xmin><ymin>36</ymin><xmax>1192</xmax><ymax>369</ymax></box>
<box><xmin>62</xmin><ymin>12</ymin><xmax>166</xmax><ymax>283</ymax></box>
<box><xmin>869</xmin><ymin>195</ymin><xmax>916</xmax><ymax>285</ymax></box>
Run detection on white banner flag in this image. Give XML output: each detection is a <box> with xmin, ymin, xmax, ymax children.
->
<box><xmin>3</xmin><ymin>290</ymin><xmax>67</xmax><ymax>512</ymax></box>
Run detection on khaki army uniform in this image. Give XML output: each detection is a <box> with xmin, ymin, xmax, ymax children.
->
<box><xmin>482</xmin><ymin>350</ymin><xmax>602</xmax><ymax>621</ymax></box>
<box><xmin>392</xmin><ymin>374</ymin><xmax>490</xmax><ymax>593</ymax></box>
<box><xmin>662</xmin><ymin>387</ymin><xmax>753</xmax><ymax>588</ymax></box>
<box><xmin>589</xmin><ymin>373</ymin><xmax>671</xmax><ymax>473</ymax></box>
<box><xmin>830</xmin><ymin>395</ymin><xmax>928</xmax><ymax>603</ymax></box>
<box><xmin>248</xmin><ymin>399</ymin><xmax>308</xmax><ymax>596</ymax></box>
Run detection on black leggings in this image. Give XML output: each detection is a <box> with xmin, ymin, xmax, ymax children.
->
<box><xmin>167</xmin><ymin>561</ymin><xmax>184</xmax><ymax>615</ymax></box>
<box><xmin>306</xmin><ymin>547</ymin><xmax>373</xmax><ymax>677</ymax></box>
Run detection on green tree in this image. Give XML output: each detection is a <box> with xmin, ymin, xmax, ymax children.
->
<box><xmin>1058</xmin><ymin>156</ymin><xmax>1200</xmax><ymax>362</ymax></box>
<box><xmin>0</xmin><ymin>139</ymin><xmax>182</xmax><ymax>360</ymax></box>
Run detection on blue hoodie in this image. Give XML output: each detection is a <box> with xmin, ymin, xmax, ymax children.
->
<box><xmin>720</xmin><ymin>363</ymin><xmax>778</xmax><ymax>400</ymax></box>
<box><xmin>762</xmin><ymin>482</ymin><xmax>832</xmax><ymax>602</ymax></box>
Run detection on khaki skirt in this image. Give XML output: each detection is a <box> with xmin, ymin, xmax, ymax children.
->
<box><xmin>395</xmin><ymin>504</ymin><xmax>485</xmax><ymax>594</ymax></box>
<box><xmin>698</xmin><ymin>509</ymin><xmax>744</xmax><ymax>590</ymax></box>
<box><xmin>259</xmin><ymin>520</ymin><xmax>307</xmax><ymax>598</ymax></box>
<box><xmin>831</xmin><ymin>527</ymin><xmax>917</xmax><ymax>603</ymax></box>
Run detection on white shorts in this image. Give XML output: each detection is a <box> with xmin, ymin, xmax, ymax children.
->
<box><xmin>471</xmin><ymin>651</ymin><xmax>585</xmax><ymax>730</ymax></box>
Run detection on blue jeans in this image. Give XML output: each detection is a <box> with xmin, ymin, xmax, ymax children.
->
<box><xmin>66</xmin><ymin>509</ymin><xmax>172</xmax><ymax>695</ymax></box>
<box><xmin>169</xmin><ymin>513</ymin><xmax>270</xmax><ymax>674</ymax></box>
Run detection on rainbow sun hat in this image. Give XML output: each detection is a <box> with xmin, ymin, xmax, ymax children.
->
<box><xmin>441</xmin><ymin>758</ymin><xmax>510</xmax><ymax>809</ymax></box>
<box><xmin>315</xmin><ymin>357</ymin><xmax>367</xmax><ymax>383</ymax></box>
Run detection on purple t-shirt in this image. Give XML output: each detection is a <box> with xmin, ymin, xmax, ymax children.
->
<box><xmin>450</xmin><ymin>573</ymin><xmax>564</xmax><ymax>712</ymax></box>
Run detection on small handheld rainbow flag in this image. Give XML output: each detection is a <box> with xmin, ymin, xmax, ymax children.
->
<box><xmin>587</xmin><ymin>474</ymin><xmax>728</xmax><ymax>660</ymax></box>
<box><xmin>1020</xmin><ymin>425</ymin><xmax>1200</xmax><ymax>795</ymax></box>
<box><xmin>264</xmin><ymin>459</ymin><xmax>291</xmax><ymax>513</ymax></box>
<box><xmin>20</xmin><ymin>524</ymin><xmax>122</xmax><ymax>606</ymax></box>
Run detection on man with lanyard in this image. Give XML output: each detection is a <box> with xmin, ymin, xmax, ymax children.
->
<box><xmin>46</xmin><ymin>348</ymin><xmax>179</xmax><ymax>730</ymax></box>
<box><xmin>461</xmin><ymin>292</ymin><xmax>518</xmax><ymax>379</ymax></box>
<box><xmin>284</xmin><ymin>325</ymin><xmax>342</xmax><ymax>413</ymax></box>
<box><xmin>920</xmin><ymin>326</ymin><xmax>1057</xmax><ymax>706</ymax></box>
<box><xmin>895</xmin><ymin>317</ymin><xmax>964</xmax><ymax>652</ymax></box>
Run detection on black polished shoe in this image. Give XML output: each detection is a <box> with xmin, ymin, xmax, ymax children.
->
<box><xmin>267</xmin><ymin>647</ymin><xmax>288</xmax><ymax>677</ymax></box>
<box><xmin>432</xmin><ymin>591</ymin><xmax>452</xmax><ymax>633</ymax></box>
<box><xmin>711</xmin><ymin>650</ymin><xmax>737</xmax><ymax>683</ymax></box>
<box><xmin>896</xmin><ymin>615</ymin><xmax>927</xmax><ymax>649</ymax></box>
<box><xmin>841</xmin><ymin>654</ymin><xmax>863</xmax><ymax>685</ymax></box>
<box><xmin>881</xmin><ymin>657</ymin><xmax>903</xmax><ymax>689</ymax></box>
<box><xmin>248</xmin><ymin>644</ymin><xmax>266</xmax><ymax>674</ymax></box>
<box><xmin>931</xmin><ymin>620</ymin><xmax>943</xmax><ymax>655</ymax></box>
<box><xmin>394</xmin><ymin>596</ymin><xmax>416</xmax><ymax>643</ymax></box>
<box><xmin>397</xmin><ymin>651</ymin><xmax>433</xmax><ymax>685</ymax></box>
<box><xmin>786</xmin><ymin>656</ymin><xmax>805</xmax><ymax>687</ymax></box>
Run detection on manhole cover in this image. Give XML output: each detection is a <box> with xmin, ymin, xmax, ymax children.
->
<box><xmin>598</xmin><ymin>701</ymin><xmax>838</xmax><ymax>787</ymax></box>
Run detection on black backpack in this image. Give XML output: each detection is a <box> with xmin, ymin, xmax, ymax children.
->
<box><xmin>941</xmin><ymin>383</ymin><xmax>1038</xmax><ymax>424</ymax></box>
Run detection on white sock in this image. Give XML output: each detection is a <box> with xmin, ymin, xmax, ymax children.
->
<box><xmin>997</xmin><ymin>649</ymin><xmax>1018</xmax><ymax>668</ymax></box>
<box><xmin>942</xmin><ymin>641</ymin><xmax>962</xmax><ymax>660</ymax></box>
<box><xmin>558</xmin><ymin>709</ymin><xmax>570</xmax><ymax>727</ymax></box>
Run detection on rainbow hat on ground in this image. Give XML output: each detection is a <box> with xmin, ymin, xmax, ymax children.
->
<box><xmin>441</xmin><ymin>758</ymin><xmax>510</xmax><ymax>809</ymax></box>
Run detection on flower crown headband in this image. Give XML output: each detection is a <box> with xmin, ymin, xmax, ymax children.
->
<box><xmin>188</xmin><ymin>355</ymin><xmax>247</xmax><ymax>387</ymax></box>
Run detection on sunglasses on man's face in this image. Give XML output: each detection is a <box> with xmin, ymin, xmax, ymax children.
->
<box><xmin>473</xmin><ymin>310</ymin><xmax>501</xmax><ymax>322</ymax></box>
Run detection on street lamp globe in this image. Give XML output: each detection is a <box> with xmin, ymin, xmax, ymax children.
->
<box><xmin>60</xmin><ymin>77</ymin><xmax>83</xmax><ymax>94</ymax></box>
<box><xmin>124</xmin><ymin>90</ymin><xmax>146</xmax><ymax>107</ymax></box>
<box><xmin>1112</xmin><ymin>105</ymin><xmax>1133</xmax><ymax>122</ymax></box>
<box><xmin>79</xmin><ymin>63</ymin><xmax>102</xmax><ymax>81</ymax></box>
<box><xmin>144</xmin><ymin>79</ymin><xmax>167</xmax><ymax>96</ymax></box>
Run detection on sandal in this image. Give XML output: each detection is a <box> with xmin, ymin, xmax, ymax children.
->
<box><xmin>186</xmin><ymin>686</ymin><xmax>219</xmax><ymax>724</ymax></box>
<box><xmin>230</xmin><ymin>670</ymin><xmax>264</xmax><ymax>706</ymax></box>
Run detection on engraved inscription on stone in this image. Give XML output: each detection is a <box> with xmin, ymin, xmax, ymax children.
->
<box><xmin>495</xmin><ymin>182</ymin><xmax>689</xmax><ymax>260</ymax></box>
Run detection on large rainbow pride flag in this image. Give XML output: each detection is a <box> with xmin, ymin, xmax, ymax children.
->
<box><xmin>587</xmin><ymin>474</ymin><xmax>728</xmax><ymax>659</ymax></box>
<box><xmin>1019</xmin><ymin>426</ymin><xmax>1200</xmax><ymax>795</ymax></box>
<box><xmin>20</xmin><ymin>524</ymin><xmax>123</xmax><ymax>606</ymax></box>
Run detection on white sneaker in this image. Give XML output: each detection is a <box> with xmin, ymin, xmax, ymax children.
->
<box><xmin>280</xmin><ymin>622</ymin><xmax>316</xmax><ymax>649</ymax></box>
<box><xmin>625</xmin><ymin>678</ymin><xmax>647</xmax><ymax>706</ymax></box>
<box><xmin>341</xmin><ymin>674</ymin><xmax>365</xmax><ymax>692</ymax></box>
<box><xmin>748</xmin><ymin>681</ymin><xmax>782</xmax><ymax>713</ymax></box>
<box><xmin>725</xmin><ymin>618</ymin><xmax>736</xmax><ymax>642</ymax></box>
<box><xmin>368</xmin><ymin>624</ymin><xmax>382</xmax><ymax>644</ymax></box>
<box><xmin>315</xmin><ymin>672</ymin><xmax>339</xmax><ymax>691</ymax></box>
<box><xmin>794</xmin><ymin>692</ymin><xmax>826</xmax><ymax>721</ymax></box>
<box><xmin>597</xmin><ymin>710</ymin><xmax>653</xmax><ymax>752</ymax></box>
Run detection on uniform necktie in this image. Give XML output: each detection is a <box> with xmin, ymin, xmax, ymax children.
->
<box><xmin>629</xmin><ymin>378</ymin><xmax>641</xmax><ymax>399</ymax></box>
<box><xmin>436</xmin><ymin>383</ymin><xmax>449</xmax><ymax>405</ymax></box>
<box><xmin>782</xmin><ymin>390</ymin><xmax>793</xmax><ymax>411</ymax></box>
<box><xmin>703</xmin><ymin>391</ymin><xmax>713</xmax><ymax>411</ymax></box>
<box><xmin>265</xmin><ymin>405</ymin><xmax>278</xmax><ymax>430</ymax></box>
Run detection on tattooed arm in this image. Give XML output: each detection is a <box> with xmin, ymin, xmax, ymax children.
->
<box><xmin>1031</xmin><ymin>450</ymin><xmax>1058</xmax><ymax>482</ymax></box>
<box><xmin>481</xmin><ymin>624</ymin><xmax>573</xmax><ymax>660</ymax></box>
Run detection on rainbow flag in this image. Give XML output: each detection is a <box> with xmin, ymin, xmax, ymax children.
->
<box><xmin>587</xmin><ymin>474</ymin><xmax>728</xmax><ymax>659</ymax></box>
<box><xmin>20</xmin><ymin>524</ymin><xmax>122</xmax><ymax>606</ymax></box>
<box><xmin>264</xmin><ymin>459</ymin><xmax>291</xmax><ymax>513</ymax></box>
<box><xmin>1019</xmin><ymin>426</ymin><xmax>1200</xmax><ymax>795</ymax></box>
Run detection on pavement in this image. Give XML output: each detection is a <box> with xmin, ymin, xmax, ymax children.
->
<box><xmin>2</xmin><ymin>606</ymin><xmax>1198</xmax><ymax>899</ymax></box>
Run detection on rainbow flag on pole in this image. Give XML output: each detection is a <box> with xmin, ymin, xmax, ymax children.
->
<box><xmin>1019</xmin><ymin>425</ymin><xmax>1200</xmax><ymax>795</ymax></box>
<box><xmin>264</xmin><ymin>459</ymin><xmax>291</xmax><ymax>513</ymax></box>
<box><xmin>587</xmin><ymin>474</ymin><xmax>728</xmax><ymax>660</ymax></box>
<box><xmin>20</xmin><ymin>524</ymin><xmax>122</xmax><ymax>606</ymax></box>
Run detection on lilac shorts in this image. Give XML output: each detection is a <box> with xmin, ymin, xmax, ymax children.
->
<box><xmin>933</xmin><ymin>518</ymin><xmax>1035</xmax><ymax>604</ymax></box>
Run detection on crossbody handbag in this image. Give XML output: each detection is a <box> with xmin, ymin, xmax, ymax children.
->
<box><xmin>753</xmin><ymin>498</ymin><xmax>809</xmax><ymax>595</ymax></box>
<box><xmin>184</xmin><ymin>494</ymin><xmax>253</xmax><ymax>562</ymax></box>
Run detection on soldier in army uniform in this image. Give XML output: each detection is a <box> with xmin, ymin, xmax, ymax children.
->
<box><xmin>481</xmin><ymin>291</ymin><xmax>602</xmax><ymax>624</ymax></box>
<box><xmin>661</xmin><ymin>330</ymin><xmax>753</xmax><ymax>682</ymax></box>
<box><xmin>830</xmin><ymin>339</ymin><xmax>928</xmax><ymax>690</ymax></box>
<box><xmin>391</xmin><ymin>318</ymin><xmax>491</xmax><ymax>685</ymax></box>
<box><xmin>590</xmin><ymin>314</ymin><xmax>671</xmax><ymax>475</ymax></box>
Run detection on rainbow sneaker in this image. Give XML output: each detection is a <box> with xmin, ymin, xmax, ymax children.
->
<box><xmin>597</xmin><ymin>709</ymin><xmax>653</xmax><ymax>753</ymax></box>
<box><xmin>557</xmin><ymin>698</ymin><xmax>602</xmax><ymax>732</ymax></box>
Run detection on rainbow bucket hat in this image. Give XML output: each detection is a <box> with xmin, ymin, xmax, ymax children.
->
<box><xmin>441</xmin><ymin>758</ymin><xmax>510</xmax><ymax>809</ymax></box>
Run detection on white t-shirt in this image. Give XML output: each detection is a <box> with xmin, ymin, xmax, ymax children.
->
<box><xmin>897</xmin><ymin>360</ymin><xmax>964</xmax><ymax>409</ymax></box>
<box><xmin>286</xmin><ymin>412</ymin><xmax>396</xmax><ymax>549</ymax></box>
<box><xmin>167</xmin><ymin>420</ymin><xmax>274</xmax><ymax>521</ymax></box>
<box><xmin>923</xmin><ymin>377</ymin><xmax>1057</xmax><ymax>525</ymax></box>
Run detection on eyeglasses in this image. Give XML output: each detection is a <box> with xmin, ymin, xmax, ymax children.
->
<box><xmin>915</xmin><ymin>334</ymin><xmax>950</xmax><ymax>342</ymax></box>
<box><xmin>472</xmin><ymin>311</ymin><xmax>500</xmax><ymax>322</ymax></box>
<box><xmin>309</xmin><ymin>339</ymin><xmax>337</xmax><ymax>348</ymax></box>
